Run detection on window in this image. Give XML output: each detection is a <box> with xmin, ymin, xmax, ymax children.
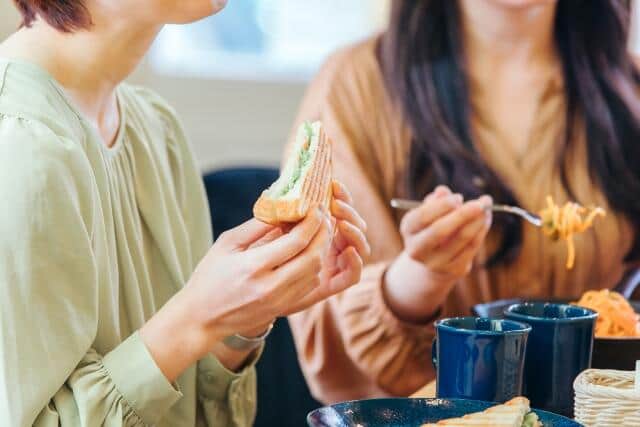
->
<box><xmin>149</xmin><ymin>0</ymin><xmax>389</xmax><ymax>82</ymax></box>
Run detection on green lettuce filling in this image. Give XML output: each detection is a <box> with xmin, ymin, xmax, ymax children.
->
<box><xmin>279</xmin><ymin>123</ymin><xmax>314</xmax><ymax>196</ymax></box>
<box><xmin>522</xmin><ymin>412</ymin><xmax>539</xmax><ymax>427</ymax></box>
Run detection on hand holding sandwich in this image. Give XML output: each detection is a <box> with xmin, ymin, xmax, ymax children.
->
<box><xmin>253</xmin><ymin>121</ymin><xmax>370</xmax><ymax>314</ymax></box>
<box><xmin>242</xmin><ymin>179</ymin><xmax>369</xmax><ymax>316</ymax></box>
<box><xmin>140</xmin><ymin>210</ymin><xmax>334</xmax><ymax>382</ymax></box>
<box><xmin>283</xmin><ymin>180</ymin><xmax>370</xmax><ymax>315</ymax></box>
<box><xmin>140</xmin><ymin>121</ymin><xmax>369</xmax><ymax>382</ymax></box>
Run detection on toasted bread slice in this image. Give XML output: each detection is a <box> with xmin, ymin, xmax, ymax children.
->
<box><xmin>253</xmin><ymin>121</ymin><xmax>332</xmax><ymax>225</ymax></box>
<box><xmin>421</xmin><ymin>397</ymin><xmax>541</xmax><ymax>427</ymax></box>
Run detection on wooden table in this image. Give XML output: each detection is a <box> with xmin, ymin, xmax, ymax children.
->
<box><xmin>411</xmin><ymin>380</ymin><xmax>436</xmax><ymax>398</ymax></box>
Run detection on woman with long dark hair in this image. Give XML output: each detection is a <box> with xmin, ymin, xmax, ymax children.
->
<box><xmin>0</xmin><ymin>1</ymin><xmax>369</xmax><ymax>425</ymax></box>
<box><xmin>288</xmin><ymin>0</ymin><xmax>640</xmax><ymax>403</ymax></box>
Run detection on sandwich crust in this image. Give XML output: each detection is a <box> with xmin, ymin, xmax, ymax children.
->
<box><xmin>253</xmin><ymin>126</ymin><xmax>332</xmax><ymax>225</ymax></box>
<box><xmin>421</xmin><ymin>397</ymin><xmax>535</xmax><ymax>427</ymax></box>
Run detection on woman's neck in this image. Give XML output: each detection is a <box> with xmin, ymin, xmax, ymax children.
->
<box><xmin>0</xmin><ymin>11</ymin><xmax>160</xmax><ymax>144</ymax></box>
<box><xmin>459</xmin><ymin>0</ymin><xmax>558</xmax><ymax>80</ymax></box>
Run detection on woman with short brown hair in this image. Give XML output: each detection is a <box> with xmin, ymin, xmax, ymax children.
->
<box><xmin>0</xmin><ymin>1</ymin><xmax>369</xmax><ymax>426</ymax></box>
<box><xmin>13</xmin><ymin>0</ymin><xmax>92</xmax><ymax>32</ymax></box>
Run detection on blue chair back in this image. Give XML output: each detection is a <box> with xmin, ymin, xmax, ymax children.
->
<box><xmin>203</xmin><ymin>167</ymin><xmax>321</xmax><ymax>427</ymax></box>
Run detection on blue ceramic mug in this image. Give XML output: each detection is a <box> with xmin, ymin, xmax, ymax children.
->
<box><xmin>433</xmin><ymin>317</ymin><xmax>531</xmax><ymax>402</ymax></box>
<box><xmin>504</xmin><ymin>303</ymin><xmax>597</xmax><ymax>417</ymax></box>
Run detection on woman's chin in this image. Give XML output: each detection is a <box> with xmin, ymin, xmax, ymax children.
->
<box><xmin>171</xmin><ymin>0</ymin><xmax>228</xmax><ymax>23</ymax></box>
<box><xmin>210</xmin><ymin>0</ymin><xmax>229</xmax><ymax>13</ymax></box>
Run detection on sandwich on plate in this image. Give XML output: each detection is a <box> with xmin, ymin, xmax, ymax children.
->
<box><xmin>422</xmin><ymin>397</ymin><xmax>542</xmax><ymax>427</ymax></box>
<box><xmin>253</xmin><ymin>121</ymin><xmax>332</xmax><ymax>225</ymax></box>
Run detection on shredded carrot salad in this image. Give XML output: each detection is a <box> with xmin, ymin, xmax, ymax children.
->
<box><xmin>538</xmin><ymin>196</ymin><xmax>606</xmax><ymax>269</ymax></box>
<box><xmin>574</xmin><ymin>290</ymin><xmax>640</xmax><ymax>337</ymax></box>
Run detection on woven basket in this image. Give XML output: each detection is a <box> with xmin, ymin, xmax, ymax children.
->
<box><xmin>574</xmin><ymin>369</ymin><xmax>640</xmax><ymax>426</ymax></box>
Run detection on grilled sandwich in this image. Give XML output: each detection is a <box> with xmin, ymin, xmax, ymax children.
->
<box><xmin>253</xmin><ymin>121</ymin><xmax>332</xmax><ymax>225</ymax></box>
<box><xmin>421</xmin><ymin>397</ymin><xmax>542</xmax><ymax>427</ymax></box>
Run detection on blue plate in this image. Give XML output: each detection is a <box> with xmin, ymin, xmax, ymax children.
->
<box><xmin>307</xmin><ymin>398</ymin><xmax>582</xmax><ymax>426</ymax></box>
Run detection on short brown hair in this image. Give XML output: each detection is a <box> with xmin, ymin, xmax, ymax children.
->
<box><xmin>13</xmin><ymin>0</ymin><xmax>91</xmax><ymax>33</ymax></box>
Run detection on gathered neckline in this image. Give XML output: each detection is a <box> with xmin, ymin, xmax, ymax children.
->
<box><xmin>0</xmin><ymin>56</ymin><xmax>127</xmax><ymax>157</ymax></box>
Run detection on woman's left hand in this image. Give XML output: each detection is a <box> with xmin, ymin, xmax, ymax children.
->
<box><xmin>209</xmin><ymin>185</ymin><xmax>368</xmax><ymax>371</ymax></box>
<box><xmin>284</xmin><ymin>180</ymin><xmax>370</xmax><ymax>314</ymax></box>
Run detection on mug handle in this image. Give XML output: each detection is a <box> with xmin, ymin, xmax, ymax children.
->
<box><xmin>431</xmin><ymin>338</ymin><xmax>438</xmax><ymax>368</ymax></box>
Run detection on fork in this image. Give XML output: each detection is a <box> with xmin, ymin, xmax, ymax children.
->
<box><xmin>390</xmin><ymin>198</ymin><xmax>543</xmax><ymax>227</ymax></box>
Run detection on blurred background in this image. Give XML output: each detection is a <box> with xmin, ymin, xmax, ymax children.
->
<box><xmin>0</xmin><ymin>0</ymin><xmax>389</xmax><ymax>172</ymax></box>
<box><xmin>1</xmin><ymin>1</ymin><xmax>639</xmax><ymax>173</ymax></box>
<box><xmin>2</xmin><ymin>2</ymin><xmax>640</xmax><ymax>426</ymax></box>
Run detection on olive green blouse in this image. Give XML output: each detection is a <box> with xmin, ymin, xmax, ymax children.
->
<box><xmin>0</xmin><ymin>59</ymin><xmax>257</xmax><ymax>427</ymax></box>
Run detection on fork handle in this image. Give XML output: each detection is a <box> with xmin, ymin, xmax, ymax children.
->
<box><xmin>390</xmin><ymin>199</ymin><xmax>421</xmax><ymax>210</ymax></box>
<box><xmin>390</xmin><ymin>199</ymin><xmax>541</xmax><ymax>226</ymax></box>
<box><xmin>491</xmin><ymin>204</ymin><xmax>520</xmax><ymax>214</ymax></box>
<box><xmin>391</xmin><ymin>199</ymin><xmax>493</xmax><ymax>211</ymax></box>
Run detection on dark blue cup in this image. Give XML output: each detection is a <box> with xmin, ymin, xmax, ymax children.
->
<box><xmin>504</xmin><ymin>303</ymin><xmax>597</xmax><ymax>417</ymax></box>
<box><xmin>433</xmin><ymin>317</ymin><xmax>531</xmax><ymax>403</ymax></box>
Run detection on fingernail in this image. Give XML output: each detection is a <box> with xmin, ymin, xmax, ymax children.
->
<box><xmin>450</xmin><ymin>194</ymin><xmax>463</xmax><ymax>205</ymax></box>
<box><xmin>480</xmin><ymin>195</ymin><xmax>493</xmax><ymax>208</ymax></box>
<box><xmin>435</xmin><ymin>186</ymin><xmax>451</xmax><ymax>196</ymax></box>
<box><xmin>485</xmin><ymin>206</ymin><xmax>493</xmax><ymax>221</ymax></box>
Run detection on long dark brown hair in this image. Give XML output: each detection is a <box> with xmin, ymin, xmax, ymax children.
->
<box><xmin>379</xmin><ymin>0</ymin><xmax>640</xmax><ymax>266</ymax></box>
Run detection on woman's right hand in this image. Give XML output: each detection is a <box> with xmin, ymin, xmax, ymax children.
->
<box><xmin>141</xmin><ymin>208</ymin><xmax>331</xmax><ymax>381</ymax></box>
<box><xmin>383</xmin><ymin>186</ymin><xmax>492</xmax><ymax>323</ymax></box>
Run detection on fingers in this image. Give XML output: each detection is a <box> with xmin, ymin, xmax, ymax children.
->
<box><xmin>249</xmin><ymin>208</ymin><xmax>325</xmax><ymax>270</ymax></box>
<box><xmin>429</xmin><ymin>185</ymin><xmax>452</xmax><ymax>200</ymax></box>
<box><xmin>330</xmin><ymin>182</ymin><xmax>369</xmax><ymax>260</ymax></box>
<box><xmin>269</xmin><ymin>216</ymin><xmax>331</xmax><ymax>288</ymax></box>
<box><xmin>260</xmin><ymin>220</ymin><xmax>331</xmax><ymax>315</ymax></box>
<box><xmin>406</xmin><ymin>196</ymin><xmax>491</xmax><ymax>262</ymax></box>
<box><xmin>331</xmin><ymin>246</ymin><xmax>364</xmax><ymax>291</ymax></box>
<box><xmin>283</xmin><ymin>246</ymin><xmax>363</xmax><ymax>316</ymax></box>
<box><xmin>441</xmin><ymin>238</ymin><xmax>483</xmax><ymax>276</ymax></box>
<box><xmin>331</xmin><ymin>198</ymin><xmax>367</xmax><ymax>233</ymax></box>
<box><xmin>275</xmin><ymin>274</ymin><xmax>322</xmax><ymax>316</ymax></box>
<box><xmin>332</xmin><ymin>180</ymin><xmax>354</xmax><ymax>205</ymax></box>
<box><xmin>401</xmin><ymin>192</ymin><xmax>463</xmax><ymax>236</ymax></box>
<box><xmin>428</xmin><ymin>211</ymin><xmax>491</xmax><ymax>266</ymax></box>
<box><xmin>248</xmin><ymin>227</ymin><xmax>284</xmax><ymax>250</ymax></box>
<box><xmin>447</xmin><ymin>220</ymin><xmax>490</xmax><ymax>267</ymax></box>
<box><xmin>217</xmin><ymin>219</ymin><xmax>277</xmax><ymax>250</ymax></box>
<box><xmin>335</xmin><ymin>220</ymin><xmax>371</xmax><ymax>259</ymax></box>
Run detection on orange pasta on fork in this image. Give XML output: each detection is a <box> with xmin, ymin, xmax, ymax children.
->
<box><xmin>538</xmin><ymin>196</ymin><xmax>605</xmax><ymax>269</ymax></box>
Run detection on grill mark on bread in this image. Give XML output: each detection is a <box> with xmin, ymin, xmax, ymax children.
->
<box><xmin>309</xmin><ymin>131</ymin><xmax>327</xmax><ymax>207</ymax></box>
<box><xmin>300</xmin><ymin>133</ymin><xmax>322</xmax><ymax>215</ymax></box>
<box><xmin>253</xmin><ymin>122</ymin><xmax>332</xmax><ymax>224</ymax></box>
<box><xmin>315</xmin><ymin>130</ymin><xmax>331</xmax><ymax>207</ymax></box>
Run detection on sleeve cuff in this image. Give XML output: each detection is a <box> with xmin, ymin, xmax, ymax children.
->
<box><xmin>102</xmin><ymin>331</ymin><xmax>183</xmax><ymax>424</ymax></box>
<box><xmin>197</xmin><ymin>344</ymin><xmax>263</xmax><ymax>401</ymax></box>
<box><xmin>372</xmin><ymin>263</ymin><xmax>437</xmax><ymax>338</ymax></box>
